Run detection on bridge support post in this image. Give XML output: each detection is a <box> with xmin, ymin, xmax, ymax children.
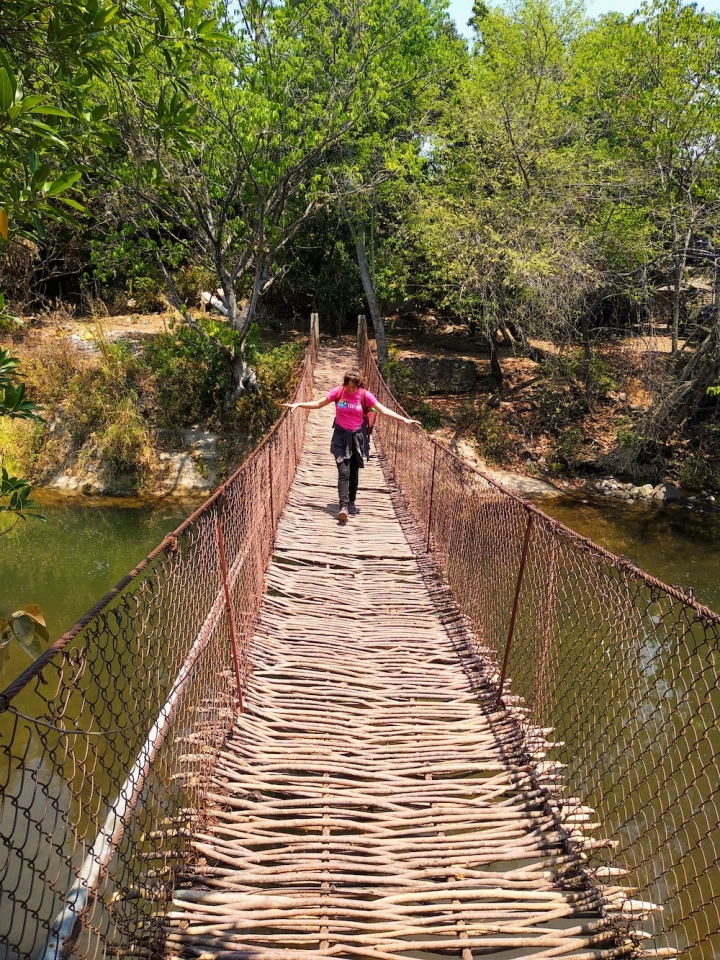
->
<box><xmin>268</xmin><ymin>444</ymin><xmax>275</xmax><ymax>535</ymax></box>
<box><xmin>496</xmin><ymin>512</ymin><xmax>534</xmax><ymax>707</ymax></box>
<box><xmin>357</xmin><ymin>313</ymin><xmax>366</xmax><ymax>351</ymax></box>
<box><xmin>426</xmin><ymin>444</ymin><xmax>438</xmax><ymax>553</ymax></box>
<box><xmin>216</xmin><ymin>507</ymin><xmax>244</xmax><ymax>712</ymax></box>
<box><xmin>311</xmin><ymin>312</ymin><xmax>319</xmax><ymax>349</ymax></box>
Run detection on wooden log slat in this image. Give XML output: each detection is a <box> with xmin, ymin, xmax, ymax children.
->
<box><xmin>159</xmin><ymin>346</ymin><xmax>654</xmax><ymax>960</ymax></box>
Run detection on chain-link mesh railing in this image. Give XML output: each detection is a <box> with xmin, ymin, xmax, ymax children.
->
<box><xmin>358</xmin><ymin>316</ymin><xmax>720</xmax><ymax>960</ymax></box>
<box><xmin>0</xmin><ymin>324</ymin><xmax>318</xmax><ymax>960</ymax></box>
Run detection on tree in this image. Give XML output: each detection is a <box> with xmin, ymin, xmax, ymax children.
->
<box><xmin>0</xmin><ymin>0</ymin><xmax>216</xmax><ymax>513</ymax></box>
<box><xmin>0</xmin><ymin>349</ymin><xmax>43</xmax><ymax>529</ymax></box>
<box><xmin>116</xmin><ymin>0</ymin><xmax>449</xmax><ymax>398</ymax></box>
<box><xmin>401</xmin><ymin>0</ymin><xmax>614</xmax><ymax>385</ymax></box>
<box><xmin>0</xmin><ymin>1</ymin><xmax>122</xmax><ymax>242</ymax></box>
<box><xmin>572</xmin><ymin>0</ymin><xmax>720</xmax><ymax>354</ymax></box>
<box><xmin>336</xmin><ymin>8</ymin><xmax>460</xmax><ymax>365</ymax></box>
<box><xmin>0</xmin><ymin>0</ymin><xmax>119</xmax><ymax>519</ymax></box>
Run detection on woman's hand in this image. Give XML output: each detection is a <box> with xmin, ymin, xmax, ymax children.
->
<box><xmin>283</xmin><ymin>402</ymin><xmax>301</xmax><ymax>411</ymax></box>
<box><xmin>404</xmin><ymin>416</ymin><xmax>421</xmax><ymax>425</ymax></box>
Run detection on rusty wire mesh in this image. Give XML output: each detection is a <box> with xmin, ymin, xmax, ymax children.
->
<box><xmin>358</xmin><ymin>317</ymin><xmax>720</xmax><ymax>960</ymax></box>
<box><xmin>0</xmin><ymin>332</ymin><xmax>318</xmax><ymax>960</ymax></box>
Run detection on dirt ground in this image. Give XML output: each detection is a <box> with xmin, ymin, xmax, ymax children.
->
<box><xmin>2</xmin><ymin>309</ymin><xmax>705</xmax><ymax>493</ymax></box>
<box><xmin>383</xmin><ymin>318</ymin><xmax>685</xmax><ymax>487</ymax></box>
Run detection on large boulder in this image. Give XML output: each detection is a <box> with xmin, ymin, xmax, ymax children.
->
<box><xmin>653</xmin><ymin>482</ymin><xmax>681</xmax><ymax>502</ymax></box>
<box><xmin>401</xmin><ymin>354</ymin><xmax>477</xmax><ymax>393</ymax></box>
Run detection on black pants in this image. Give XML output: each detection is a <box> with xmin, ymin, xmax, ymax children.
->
<box><xmin>337</xmin><ymin>457</ymin><xmax>360</xmax><ymax>508</ymax></box>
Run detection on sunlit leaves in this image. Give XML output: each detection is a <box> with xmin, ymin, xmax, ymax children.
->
<box><xmin>118</xmin><ymin>0</ymin><xmax>448</xmax><ymax>341</ymax></box>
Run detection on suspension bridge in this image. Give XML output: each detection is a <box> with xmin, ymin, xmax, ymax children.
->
<box><xmin>1</xmin><ymin>318</ymin><xmax>719</xmax><ymax>960</ymax></box>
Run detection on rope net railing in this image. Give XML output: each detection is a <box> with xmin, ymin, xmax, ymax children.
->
<box><xmin>358</xmin><ymin>317</ymin><xmax>720</xmax><ymax>960</ymax></box>
<box><xmin>0</xmin><ymin>325</ymin><xmax>318</xmax><ymax>960</ymax></box>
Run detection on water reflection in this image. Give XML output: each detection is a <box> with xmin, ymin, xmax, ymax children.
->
<box><xmin>0</xmin><ymin>492</ymin><xmax>200</xmax><ymax>686</ymax></box>
<box><xmin>531</xmin><ymin>494</ymin><xmax>720</xmax><ymax>612</ymax></box>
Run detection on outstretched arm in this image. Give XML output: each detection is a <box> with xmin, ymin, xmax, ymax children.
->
<box><xmin>374</xmin><ymin>401</ymin><xmax>420</xmax><ymax>425</ymax></box>
<box><xmin>283</xmin><ymin>397</ymin><xmax>333</xmax><ymax>412</ymax></box>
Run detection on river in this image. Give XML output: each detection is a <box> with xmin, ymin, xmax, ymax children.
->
<box><xmin>1</xmin><ymin>489</ymin><xmax>719</xmax><ymax>960</ymax></box>
<box><xmin>531</xmin><ymin>493</ymin><xmax>720</xmax><ymax>612</ymax></box>
<box><xmin>2</xmin><ymin>490</ymin><xmax>718</xmax><ymax>679</ymax></box>
<box><xmin>0</xmin><ymin>492</ymin><xmax>199</xmax><ymax>686</ymax></box>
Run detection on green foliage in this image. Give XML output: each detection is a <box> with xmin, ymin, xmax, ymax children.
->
<box><xmin>0</xmin><ymin>293</ymin><xmax>22</xmax><ymax>330</ymax></box>
<box><xmin>676</xmin><ymin>455</ymin><xmax>715</xmax><ymax>491</ymax></box>
<box><xmin>464</xmin><ymin>404</ymin><xmax>509</xmax><ymax>463</ymax></box>
<box><xmin>547</xmin><ymin>427</ymin><xmax>586</xmax><ymax>475</ymax></box>
<box><xmin>109</xmin><ymin>0</ymin><xmax>452</xmax><ymax>348</ymax></box>
<box><xmin>0</xmin><ymin>415</ymin><xmax>43</xmax><ymax>478</ymax></box>
<box><xmin>0</xmin><ymin>348</ymin><xmax>43</xmax><ymax>525</ymax></box>
<box><xmin>234</xmin><ymin>343</ymin><xmax>304</xmax><ymax>440</ymax></box>
<box><xmin>0</xmin><ymin>349</ymin><xmax>42</xmax><ymax>421</ymax></box>
<box><xmin>383</xmin><ymin>358</ymin><xmax>420</xmax><ymax>401</ymax></box>
<box><xmin>0</xmin><ymin>604</ymin><xmax>49</xmax><ymax>659</ymax></box>
<box><xmin>142</xmin><ymin>324</ymin><xmax>231</xmax><ymax>427</ymax></box>
<box><xmin>174</xmin><ymin>264</ymin><xmax>216</xmax><ymax>308</ymax></box>
<box><xmin>97</xmin><ymin>398</ymin><xmax>156</xmax><ymax>477</ymax></box>
<box><xmin>0</xmin><ymin>469</ymin><xmax>43</xmax><ymax>526</ymax></box>
<box><xmin>616</xmin><ymin>427</ymin><xmax>636</xmax><ymax>448</ymax></box>
<box><xmin>411</xmin><ymin>402</ymin><xmax>442</xmax><ymax>431</ymax></box>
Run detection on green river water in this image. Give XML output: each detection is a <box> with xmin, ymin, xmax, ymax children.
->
<box><xmin>0</xmin><ymin>492</ymin><xmax>198</xmax><ymax>686</ymax></box>
<box><xmin>2</xmin><ymin>489</ymin><xmax>717</xmax><ymax>675</ymax></box>
<box><xmin>532</xmin><ymin>493</ymin><xmax>720</xmax><ymax>612</ymax></box>
<box><xmin>1</xmin><ymin>489</ymin><xmax>719</xmax><ymax>960</ymax></box>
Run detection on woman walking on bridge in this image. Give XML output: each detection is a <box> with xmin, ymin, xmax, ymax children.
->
<box><xmin>285</xmin><ymin>371</ymin><xmax>417</xmax><ymax>523</ymax></box>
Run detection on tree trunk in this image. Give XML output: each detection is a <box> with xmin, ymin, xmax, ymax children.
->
<box><xmin>352</xmin><ymin>220</ymin><xmax>388</xmax><ymax>366</ymax></box>
<box><xmin>671</xmin><ymin>241</ymin><xmax>681</xmax><ymax>357</ymax></box>
<box><xmin>670</xmin><ymin>223</ymin><xmax>690</xmax><ymax>357</ymax></box>
<box><xmin>484</xmin><ymin>312</ymin><xmax>503</xmax><ymax>387</ymax></box>
<box><xmin>580</xmin><ymin>307</ymin><xmax>593</xmax><ymax>393</ymax></box>
<box><xmin>222</xmin><ymin>267</ymin><xmax>262</xmax><ymax>403</ymax></box>
<box><xmin>489</xmin><ymin>339</ymin><xmax>503</xmax><ymax>387</ymax></box>
<box><xmin>230</xmin><ymin>343</ymin><xmax>258</xmax><ymax>402</ymax></box>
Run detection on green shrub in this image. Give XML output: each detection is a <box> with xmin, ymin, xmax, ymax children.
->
<box><xmin>97</xmin><ymin>398</ymin><xmax>156</xmax><ymax>477</ymax></box>
<box><xmin>547</xmin><ymin>427</ymin><xmax>585</xmax><ymax>475</ymax></box>
<box><xmin>143</xmin><ymin>324</ymin><xmax>231</xmax><ymax>427</ymax></box>
<box><xmin>677</xmin><ymin>455</ymin><xmax>714</xmax><ymax>491</ymax></box>
<box><xmin>173</xmin><ymin>264</ymin><xmax>216</xmax><ymax>307</ymax></box>
<box><xmin>465</xmin><ymin>405</ymin><xmax>509</xmax><ymax>463</ymax></box>
<box><xmin>382</xmin><ymin>357</ymin><xmax>419</xmax><ymax>401</ymax></box>
<box><xmin>0</xmin><ymin>417</ymin><xmax>43</xmax><ymax>477</ymax></box>
<box><xmin>234</xmin><ymin>341</ymin><xmax>303</xmax><ymax>440</ymax></box>
<box><xmin>409</xmin><ymin>401</ymin><xmax>441</xmax><ymax>431</ymax></box>
<box><xmin>130</xmin><ymin>276</ymin><xmax>166</xmax><ymax>313</ymax></box>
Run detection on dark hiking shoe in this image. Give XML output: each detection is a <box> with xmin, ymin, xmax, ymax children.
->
<box><xmin>348</xmin><ymin>503</ymin><xmax>359</xmax><ymax>515</ymax></box>
<box><xmin>337</xmin><ymin>507</ymin><xmax>349</xmax><ymax>523</ymax></box>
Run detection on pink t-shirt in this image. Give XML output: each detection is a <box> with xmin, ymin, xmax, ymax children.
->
<box><xmin>326</xmin><ymin>386</ymin><xmax>378</xmax><ymax>431</ymax></box>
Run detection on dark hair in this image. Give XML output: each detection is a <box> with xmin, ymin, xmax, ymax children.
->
<box><xmin>343</xmin><ymin>370</ymin><xmax>364</xmax><ymax>388</ymax></box>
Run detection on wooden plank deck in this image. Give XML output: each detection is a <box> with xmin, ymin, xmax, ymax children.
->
<box><xmin>166</xmin><ymin>347</ymin><xmax>625</xmax><ymax>960</ymax></box>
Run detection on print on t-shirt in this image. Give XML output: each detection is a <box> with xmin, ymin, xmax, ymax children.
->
<box><xmin>326</xmin><ymin>386</ymin><xmax>378</xmax><ymax>432</ymax></box>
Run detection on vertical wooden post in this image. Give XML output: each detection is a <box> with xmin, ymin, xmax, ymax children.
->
<box><xmin>392</xmin><ymin>419</ymin><xmax>399</xmax><ymax>473</ymax></box>
<box><xmin>533</xmin><ymin>538</ymin><xmax>558</xmax><ymax>723</ymax></box>
<box><xmin>357</xmin><ymin>314</ymin><xmax>366</xmax><ymax>352</ymax></box>
<box><xmin>426</xmin><ymin>444</ymin><xmax>438</xmax><ymax>553</ymax></box>
<box><xmin>310</xmin><ymin>312</ymin><xmax>319</xmax><ymax>351</ymax></box>
<box><xmin>496</xmin><ymin>513</ymin><xmax>534</xmax><ymax>707</ymax></box>
<box><xmin>216</xmin><ymin>508</ymin><xmax>243</xmax><ymax>712</ymax></box>
<box><xmin>268</xmin><ymin>443</ymin><xmax>275</xmax><ymax>534</ymax></box>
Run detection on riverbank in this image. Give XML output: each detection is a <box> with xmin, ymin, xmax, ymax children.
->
<box><xmin>1</xmin><ymin>310</ymin><xmax>304</xmax><ymax>498</ymax></box>
<box><xmin>386</xmin><ymin>318</ymin><xmax>720</xmax><ymax>496</ymax></box>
